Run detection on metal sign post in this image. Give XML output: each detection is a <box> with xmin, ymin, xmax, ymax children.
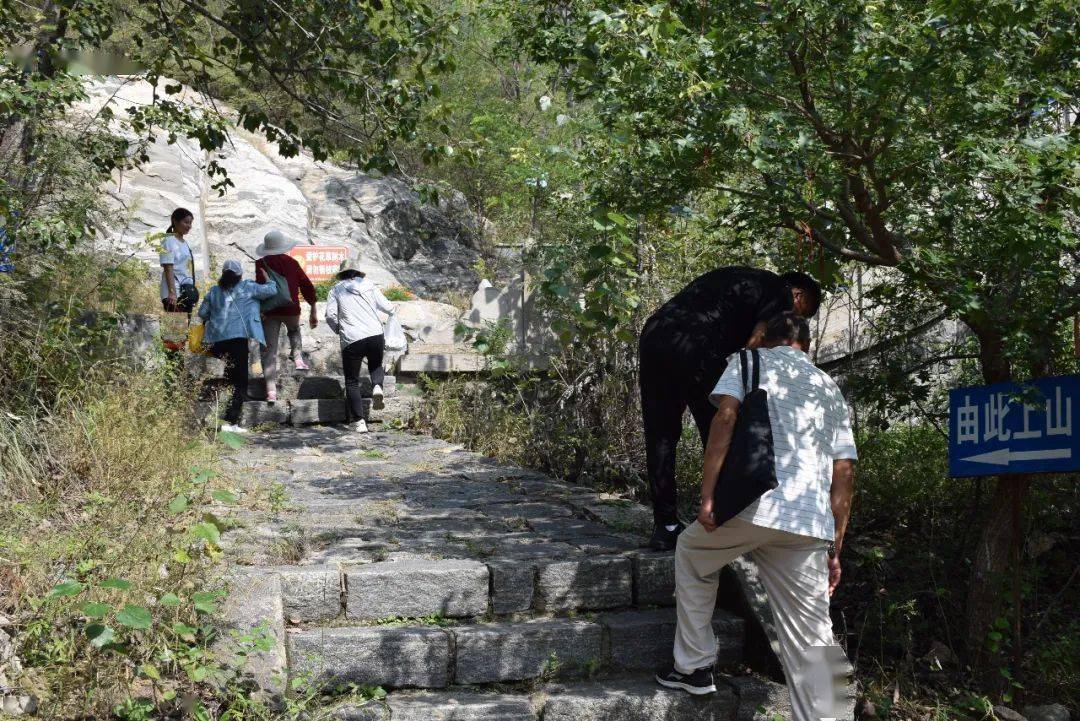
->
<box><xmin>949</xmin><ymin>375</ymin><xmax>1078</xmax><ymax>477</ymax></box>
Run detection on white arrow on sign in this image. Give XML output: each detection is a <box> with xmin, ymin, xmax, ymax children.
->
<box><xmin>960</xmin><ymin>448</ymin><xmax>1072</xmax><ymax>466</ymax></box>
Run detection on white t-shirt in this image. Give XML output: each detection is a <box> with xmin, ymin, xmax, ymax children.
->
<box><xmin>710</xmin><ymin>345</ymin><xmax>857</xmax><ymax>541</ymax></box>
<box><xmin>159</xmin><ymin>234</ymin><xmax>194</xmax><ymax>299</ymax></box>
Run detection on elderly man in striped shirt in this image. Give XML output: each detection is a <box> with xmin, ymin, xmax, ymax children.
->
<box><xmin>657</xmin><ymin>311</ymin><xmax>857</xmax><ymax>721</ymax></box>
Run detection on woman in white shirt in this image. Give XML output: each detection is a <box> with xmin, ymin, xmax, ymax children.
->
<box><xmin>325</xmin><ymin>260</ymin><xmax>395</xmax><ymax>433</ymax></box>
<box><xmin>159</xmin><ymin>208</ymin><xmax>197</xmax><ymax>313</ymax></box>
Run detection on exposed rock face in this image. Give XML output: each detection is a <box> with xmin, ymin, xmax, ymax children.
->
<box><xmin>82</xmin><ymin>77</ymin><xmax>480</xmax><ymax>300</ymax></box>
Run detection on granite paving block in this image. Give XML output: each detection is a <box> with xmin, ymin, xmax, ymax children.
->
<box><xmin>725</xmin><ymin>676</ymin><xmax>795</xmax><ymax>721</ymax></box>
<box><xmin>297</xmin><ymin>375</ymin><xmax>345</xmax><ymax>400</ymax></box>
<box><xmin>241</xmin><ymin>401</ymin><xmax>288</xmax><ymax>427</ymax></box>
<box><xmin>487</xmin><ymin>559</ymin><xmax>535</xmax><ymax>614</ymax></box>
<box><xmin>289</xmin><ymin>398</ymin><xmax>349</xmax><ymax>425</ymax></box>
<box><xmin>288</xmin><ymin>626</ymin><xmax>450</xmax><ymax>688</ymax></box>
<box><xmin>541</xmin><ymin>679</ymin><xmax>737</xmax><ymax>721</ymax></box>
<box><xmin>632</xmin><ymin>551</ymin><xmax>676</xmax><ymax>607</ymax></box>
<box><xmin>534</xmin><ymin>557</ymin><xmax>633</xmax><ymax>611</ymax></box>
<box><xmin>602</xmin><ymin>608</ymin><xmax>745</xmax><ymax>671</ymax></box>
<box><xmin>453</xmin><ymin>618</ymin><xmax>603</xmax><ymax>684</ymax></box>
<box><xmin>279</xmin><ymin>566</ymin><xmax>341</xmax><ymax>622</ymax></box>
<box><xmin>345</xmin><ymin>559</ymin><xmax>489</xmax><ymax>621</ymax></box>
<box><xmin>388</xmin><ymin>692</ymin><xmax>536</xmax><ymax>721</ymax></box>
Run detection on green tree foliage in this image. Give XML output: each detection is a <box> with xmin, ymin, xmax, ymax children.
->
<box><xmin>515</xmin><ymin>0</ymin><xmax>1077</xmax><ymax>679</ymax></box>
<box><xmin>1</xmin><ymin>0</ymin><xmax>458</xmax><ymax>252</ymax></box>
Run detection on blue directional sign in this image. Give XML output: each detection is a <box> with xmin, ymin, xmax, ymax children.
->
<box><xmin>949</xmin><ymin>375</ymin><xmax>1078</xmax><ymax>477</ymax></box>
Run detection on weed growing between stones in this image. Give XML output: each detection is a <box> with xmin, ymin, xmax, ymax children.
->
<box><xmin>372</xmin><ymin>614</ymin><xmax>458</xmax><ymax>628</ymax></box>
<box><xmin>268</xmin><ymin>482</ymin><xmax>290</xmax><ymax>516</ymax></box>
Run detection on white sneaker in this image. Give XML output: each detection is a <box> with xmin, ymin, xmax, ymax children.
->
<box><xmin>371</xmin><ymin>384</ymin><xmax>385</xmax><ymax>410</ymax></box>
<box><xmin>352</xmin><ymin>419</ymin><xmax>369</xmax><ymax>434</ymax></box>
<box><xmin>220</xmin><ymin>423</ymin><xmax>249</xmax><ymax>434</ymax></box>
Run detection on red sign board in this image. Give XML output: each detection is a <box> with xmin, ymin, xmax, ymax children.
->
<box><xmin>289</xmin><ymin>245</ymin><xmax>350</xmax><ymax>281</ymax></box>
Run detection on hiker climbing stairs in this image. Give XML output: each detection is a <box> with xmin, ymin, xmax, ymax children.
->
<box><xmin>219</xmin><ymin>427</ymin><xmax>793</xmax><ymax>720</ymax></box>
<box><xmin>196</xmin><ymin>353</ymin><xmax>403</xmax><ymax>426</ymax></box>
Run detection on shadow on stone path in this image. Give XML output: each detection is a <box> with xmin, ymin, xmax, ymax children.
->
<box><xmin>217</xmin><ymin>426</ymin><xmax>793</xmax><ymax>721</ymax></box>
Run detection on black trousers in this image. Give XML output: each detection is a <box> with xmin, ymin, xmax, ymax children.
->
<box><xmin>212</xmin><ymin>337</ymin><xmax>249</xmax><ymax>424</ymax></box>
<box><xmin>638</xmin><ymin>334</ymin><xmax>726</xmax><ymax>525</ymax></box>
<box><xmin>342</xmin><ymin>334</ymin><xmax>385</xmax><ymax>420</ymax></box>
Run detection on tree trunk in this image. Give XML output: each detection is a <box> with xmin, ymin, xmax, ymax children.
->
<box><xmin>965</xmin><ymin>474</ymin><xmax>1030</xmax><ymax>684</ymax></box>
<box><xmin>962</xmin><ymin>318</ymin><xmax>1031</xmax><ymax>687</ymax></box>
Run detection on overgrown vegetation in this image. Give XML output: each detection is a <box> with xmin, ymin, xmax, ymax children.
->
<box><xmin>0</xmin><ymin>243</ymin><xmax>291</xmax><ymax>717</ymax></box>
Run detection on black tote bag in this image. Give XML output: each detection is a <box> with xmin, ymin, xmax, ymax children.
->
<box><xmin>711</xmin><ymin>349</ymin><xmax>779</xmax><ymax>526</ymax></box>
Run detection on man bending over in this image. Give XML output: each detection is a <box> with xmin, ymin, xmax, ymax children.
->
<box><xmin>657</xmin><ymin>312</ymin><xmax>856</xmax><ymax>721</ymax></box>
<box><xmin>639</xmin><ymin>267</ymin><xmax>822</xmax><ymax>549</ymax></box>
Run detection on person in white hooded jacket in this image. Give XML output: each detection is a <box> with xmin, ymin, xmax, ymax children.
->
<box><xmin>325</xmin><ymin>260</ymin><xmax>396</xmax><ymax>432</ymax></box>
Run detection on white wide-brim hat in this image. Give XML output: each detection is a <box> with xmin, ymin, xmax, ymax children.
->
<box><xmin>255</xmin><ymin>229</ymin><xmax>298</xmax><ymax>258</ymax></box>
<box><xmin>336</xmin><ymin>259</ymin><xmax>367</xmax><ymax>279</ymax></box>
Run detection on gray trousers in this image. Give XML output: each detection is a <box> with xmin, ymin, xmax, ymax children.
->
<box><xmin>261</xmin><ymin>315</ymin><xmax>302</xmax><ymax>396</ymax></box>
<box><xmin>674</xmin><ymin>517</ymin><xmax>852</xmax><ymax>721</ymax></box>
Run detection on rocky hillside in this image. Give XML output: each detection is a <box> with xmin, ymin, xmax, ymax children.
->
<box><xmin>83</xmin><ymin>77</ymin><xmax>483</xmax><ymax>299</ymax></box>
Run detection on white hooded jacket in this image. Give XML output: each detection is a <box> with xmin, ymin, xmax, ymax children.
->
<box><xmin>325</xmin><ymin>277</ymin><xmax>396</xmax><ymax>346</ymax></box>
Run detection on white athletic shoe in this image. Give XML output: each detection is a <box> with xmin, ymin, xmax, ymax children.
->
<box><xmin>353</xmin><ymin>419</ymin><xmax>369</xmax><ymax>434</ymax></box>
<box><xmin>371</xmin><ymin>384</ymin><xmax>385</xmax><ymax>410</ymax></box>
<box><xmin>220</xmin><ymin>423</ymin><xmax>249</xmax><ymax>434</ymax></box>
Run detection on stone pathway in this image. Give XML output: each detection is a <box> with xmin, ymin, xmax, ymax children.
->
<box><xmin>219</xmin><ymin>426</ymin><xmax>791</xmax><ymax>720</ymax></box>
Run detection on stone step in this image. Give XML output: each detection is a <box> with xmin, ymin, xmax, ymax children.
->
<box><xmin>287</xmin><ymin>607</ymin><xmax>744</xmax><ymax>690</ymax></box>
<box><xmin>241</xmin><ymin>398</ymin><xmax>367</xmax><ymax>427</ymax></box>
<box><xmin>246</xmin><ymin>374</ymin><xmax>398</xmax><ymax>401</ymax></box>
<box><xmin>274</xmin><ymin>552</ymin><xmax>676</xmax><ymax>624</ymax></box>
<box><xmin>397</xmin><ymin>352</ymin><xmax>487</xmax><ymax>374</ymax></box>
<box><xmin>329</xmin><ymin>674</ymin><xmax>787</xmax><ymax>721</ymax></box>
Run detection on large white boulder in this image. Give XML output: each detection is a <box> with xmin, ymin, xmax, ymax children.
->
<box><xmin>82</xmin><ymin>77</ymin><xmax>481</xmax><ymax>300</ymax></box>
<box><xmin>394</xmin><ymin>299</ymin><xmax>465</xmax><ymax>345</ymax></box>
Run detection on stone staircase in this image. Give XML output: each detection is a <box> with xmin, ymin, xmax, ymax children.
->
<box><xmin>239</xmin><ymin>373</ymin><xmax>398</xmax><ymax>428</ymax></box>
<box><xmin>219</xmin><ymin>427</ymin><xmax>793</xmax><ymax>720</ymax></box>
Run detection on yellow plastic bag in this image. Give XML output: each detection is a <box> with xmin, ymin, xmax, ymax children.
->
<box><xmin>188</xmin><ymin>322</ymin><xmax>209</xmax><ymax>355</ymax></box>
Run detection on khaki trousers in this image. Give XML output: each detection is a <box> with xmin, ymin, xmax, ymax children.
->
<box><xmin>261</xmin><ymin>315</ymin><xmax>302</xmax><ymax>396</ymax></box>
<box><xmin>674</xmin><ymin>518</ymin><xmax>851</xmax><ymax>721</ymax></box>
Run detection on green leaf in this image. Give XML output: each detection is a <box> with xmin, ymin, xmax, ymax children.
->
<box><xmin>158</xmin><ymin>592</ymin><xmax>182</xmax><ymax>607</ymax></box>
<box><xmin>191</xmin><ymin>591</ymin><xmax>220</xmax><ymax>614</ymax></box>
<box><xmin>81</xmin><ymin>601</ymin><xmax>111</xmax><ymax>619</ymax></box>
<box><xmin>100</xmin><ymin>577</ymin><xmax>132</xmax><ymax>590</ymax></box>
<box><xmin>48</xmin><ymin>581</ymin><xmax>85</xmax><ymax>599</ymax></box>
<box><xmin>211</xmin><ymin>489</ymin><xmax>239</xmax><ymax>504</ymax></box>
<box><xmin>115</xmin><ymin>604</ymin><xmax>153</xmax><ymax>630</ymax></box>
<box><xmin>217</xmin><ymin>430</ymin><xmax>246</xmax><ymax>449</ymax></box>
<box><xmin>171</xmin><ymin>622</ymin><xmax>198</xmax><ymax>641</ymax></box>
<box><xmin>190</xmin><ymin>522</ymin><xmax>221</xmax><ymax>546</ymax></box>
<box><xmin>86</xmin><ymin>623</ymin><xmax>116</xmax><ymax>648</ymax></box>
<box><xmin>168</xmin><ymin>495</ymin><xmax>189</xmax><ymax>514</ymax></box>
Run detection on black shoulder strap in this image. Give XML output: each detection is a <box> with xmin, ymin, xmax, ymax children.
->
<box><xmin>750</xmin><ymin>348</ymin><xmax>761</xmax><ymax>391</ymax></box>
<box><xmin>740</xmin><ymin>349</ymin><xmax>749</xmax><ymax>395</ymax></box>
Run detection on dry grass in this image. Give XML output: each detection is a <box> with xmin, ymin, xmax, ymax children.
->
<box><xmin>0</xmin><ymin>368</ymin><xmax>217</xmax><ymax>717</ymax></box>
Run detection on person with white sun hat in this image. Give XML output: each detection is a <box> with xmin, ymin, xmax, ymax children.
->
<box><xmin>254</xmin><ymin>229</ymin><xmax>318</xmax><ymax>401</ymax></box>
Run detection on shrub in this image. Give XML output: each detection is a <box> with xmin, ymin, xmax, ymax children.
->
<box><xmin>384</xmin><ymin>284</ymin><xmax>414</xmax><ymax>302</ymax></box>
<box><xmin>0</xmin><ymin>252</ymin><xmax>324</xmax><ymax>718</ymax></box>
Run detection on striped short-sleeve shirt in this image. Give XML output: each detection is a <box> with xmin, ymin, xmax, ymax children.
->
<box><xmin>710</xmin><ymin>345</ymin><xmax>857</xmax><ymax>541</ymax></box>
